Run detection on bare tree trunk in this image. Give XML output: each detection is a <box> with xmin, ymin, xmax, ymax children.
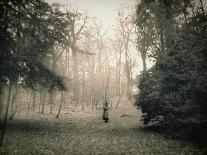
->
<box><xmin>17</xmin><ymin>89</ymin><xmax>21</xmax><ymax>116</ymax></box>
<box><xmin>41</xmin><ymin>96</ymin><xmax>45</xmax><ymax>114</ymax></box>
<box><xmin>115</xmin><ymin>96</ymin><xmax>122</xmax><ymax>109</ymax></box>
<box><xmin>115</xmin><ymin>51</ymin><xmax>122</xmax><ymax>96</ymax></box>
<box><xmin>91</xmin><ymin>75</ymin><xmax>95</xmax><ymax>110</ymax></box>
<box><xmin>40</xmin><ymin>90</ymin><xmax>45</xmax><ymax>114</ymax></box>
<box><xmin>0</xmin><ymin>83</ymin><xmax>12</xmax><ymax>146</ymax></box>
<box><xmin>32</xmin><ymin>90</ymin><xmax>36</xmax><ymax>111</ymax></box>
<box><xmin>72</xmin><ymin>51</ymin><xmax>80</xmax><ymax>104</ymax></box>
<box><xmin>70</xmin><ymin>13</ymin><xmax>87</xmax><ymax>106</ymax></box>
<box><xmin>56</xmin><ymin>92</ymin><xmax>64</xmax><ymax>118</ymax></box>
<box><xmin>48</xmin><ymin>91</ymin><xmax>54</xmax><ymax>114</ymax></box>
<box><xmin>81</xmin><ymin>69</ymin><xmax>85</xmax><ymax>110</ymax></box>
<box><xmin>110</xmin><ymin>98</ymin><xmax>113</xmax><ymax>109</ymax></box>
<box><xmin>38</xmin><ymin>91</ymin><xmax>41</xmax><ymax>113</ymax></box>
<box><xmin>27</xmin><ymin>92</ymin><xmax>32</xmax><ymax>115</ymax></box>
<box><xmin>48</xmin><ymin>54</ymin><xmax>58</xmax><ymax>114</ymax></box>
<box><xmin>118</xmin><ymin>51</ymin><xmax>121</xmax><ymax>96</ymax></box>
<box><xmin>9</xmin><ymin>83</ymin><xmax>18</xmax><ymax>120</ymax></box>
<box><xmin>125</xmin><ymin>52</ymin><xmax>131</xmax><ymax>98</ymax></box>
<box><xmin>67</xmin><ymin>46</ymin><xmax>70</xmax><ymax>77</ymax></box>
<box><xmin>104</xmin><ymin>68</ymin><xmax>110</xmax><ymax>102</ymax></box>
<box><xmin>0</xmin><ymin>90</ymin><xmax>4</xmax><ymax>116</ymax></box>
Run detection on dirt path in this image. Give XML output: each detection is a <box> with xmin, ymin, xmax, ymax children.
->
<box><xmin>1</xmin><ymin>98</ymin><xmax>204</xmax><ymax>155</ymax></box>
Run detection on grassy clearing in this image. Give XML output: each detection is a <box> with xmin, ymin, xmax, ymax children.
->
<box><xmin>0</xmin><ymin>98</ymin><xmax>205</xmax><ymax>155</ymax></box>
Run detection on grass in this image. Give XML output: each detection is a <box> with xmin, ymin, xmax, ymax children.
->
<box><xmin>0</xmin><ymin>97</ymin><xmax>205</xmax><ymax>155</ymax></box>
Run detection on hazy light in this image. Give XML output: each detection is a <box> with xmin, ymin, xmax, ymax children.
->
<box><xmin>45</xmin><ymin>0</ymin><xmax>146</xmax><ymax>75</ymax></box>
<box><xmin>46</xmin><ymin>0</ymin><xmax>136</xmax><ymax>38</ymax></box>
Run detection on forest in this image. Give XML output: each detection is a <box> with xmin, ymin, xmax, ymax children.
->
<box><xmin>0</xmin><ymin>0</ymin><xmax>207</xmax><ymax>154</ymax></box>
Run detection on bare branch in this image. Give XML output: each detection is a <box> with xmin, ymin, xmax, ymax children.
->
<box><xmin>75</xmin><ymin>15</ymin><xmax>87</xmax><ymax>39</ymax></box>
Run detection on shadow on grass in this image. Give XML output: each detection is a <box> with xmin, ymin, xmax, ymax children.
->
<box><xmin>0</xmin><ymin>118</ymin><xmax>78</xmax><ymax>134</ymax></box>
<box><xmin>133</xmin><ymin>124</ymin><xmax>207</xmax><ymax>151</ymax></box>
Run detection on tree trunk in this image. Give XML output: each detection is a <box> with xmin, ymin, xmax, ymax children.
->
<box><xmin>118</xmin><ymin>51</ymin><xmax>121</xmax><ymax>96</ymax></box>
<box><xmin>0</xmin><ymin>90</ymin><xmax>4</xmax><ymax>116</ymax></box>
<box><xmin>27</xmin><ymin>92</ymin><xmax>32</xmax><ymax>115</ymax></box>
<box><xmin>67</xmin><ymin>46</ymin><xmax>70</xmax><ymax>77</ymax></box>
<box><xmin>81</xmin><ymin>69</ymin><xmax>85</xmax><ymax>110</ymax></box>
<box><xmin>56</xmin><ymin>92</ymin><xmax>64</xmax><ymax>118</ymax></box>
<box><xmin>116</xmin><ymin>51</ymin><xmax>121</xmax><ymax>96</ymax></box>
<box><xmin>48</xmin><ymin>91</ymin><xmax>54</xmax><ymax>114</ymax></box>
<box><xmin>40</xmin><ymin>90</ymin><xmax>45</xmax><ymax>114</ymax></box>
<box><xmin>72</xmin><ymin>50</ymin><xmax>80</xmax><ymax>104</ymax></box>
<box><xmin>125</xmin><ymin>52</ymin><xmax>131</xmax><ymax>98</ymax></box>
<box><xmin>32</xmin><ymin>90</ymin><xmax>36</xmax><ymax>111</ymax></box>
<box><xmin>115</xmin><ymin>96</ymin><xmax>122</xmax><ymax>109</ymax></box>
<box><xmin>48</xmin><ymin>54</ymin><xmax>58</xmax><ymax>114</ymax></box>
<box><xmin>104</xmin><ymin>68</ymin><xmax>110</xmax><ymax>103</ymax></box>
<box><xmin>38</xmin><ymin>91</ymin><xmax>41</xmax><ymax>113</ymax></box>
<box><xmin>9</xmin><ymin>83</ymin><xmax>18</xmax><ymax>120</ymax></box>
<box><xmin>17</xmin><ymin>89</ymin><xmax>21</xmax><ymax>116</ymax></box>
<box><xmin>91</xmin><ymin>71</ymin><xmax>95</xmax><ymax>110</ymax></box>
<box><xmin>0</xmin><ymin>83</ymin><xmax>12</xmax><ymax>146</ymax></box>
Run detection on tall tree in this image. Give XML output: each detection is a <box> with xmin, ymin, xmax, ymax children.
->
<box><xmin>135</xmin><ymin>0</ymin><xmax>207</xmax><ymax>140</ymax></box>
<box><xmin>67</xmin><ymin>9</ymin><xmax>88</xmax><ymax>103</ymax></box>
<box><xmin>117</xmin><ymin>9</ymin><xmax>135</xmax><ymax>98</ymax></box>
<box><xmin>0</xmin><ymin>0</ymin><xmax>68</xmax><ymax>146</ymax></box>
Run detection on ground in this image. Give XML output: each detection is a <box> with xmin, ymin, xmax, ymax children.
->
<box><xmin>1</xmin><ymin>97</ymin><xmax>205</xmax><ymax>155</ymax></box>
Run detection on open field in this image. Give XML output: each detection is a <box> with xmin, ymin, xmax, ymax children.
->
<box><xmin>1</xmin><ymin>98</ymin><xmax>205</xmax><ymax>155</ymax></box>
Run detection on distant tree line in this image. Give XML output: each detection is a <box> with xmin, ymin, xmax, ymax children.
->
<box><xmin>135</xmin><ymin>0</ymin><xmax>207</xmax><ymax>142</ymax></box>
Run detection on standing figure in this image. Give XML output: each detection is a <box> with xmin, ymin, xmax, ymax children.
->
<box><xmin>103</xmin><ymin>99</ymin><xmax>109</xmax><ymax>123</ymax></box>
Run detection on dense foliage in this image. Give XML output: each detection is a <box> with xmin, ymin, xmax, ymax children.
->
<box><xmin>0</xmin><ymin>0</ymin><xmax>71</xmax><ymax>146</ymax></box>
<box><xmin>135</xmin><ymin>0</ymin><xmax>207</xmax><ymax>136</ymax></box>
<box><xmin>0</xmin><ymin>0</ymin><xmax>68</xmax><ymax>91</ymax></box>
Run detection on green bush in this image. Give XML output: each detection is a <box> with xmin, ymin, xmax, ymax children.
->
<box><xmin>135</xmin><ymin>0</ymin><xmax>207</xmax><ymax>135</ymax></box>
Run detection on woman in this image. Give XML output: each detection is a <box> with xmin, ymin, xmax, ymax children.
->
<box><xmin>103</xmin><ymin>99</ymin><xmax>109</xmax><ymax>123</ymax></box>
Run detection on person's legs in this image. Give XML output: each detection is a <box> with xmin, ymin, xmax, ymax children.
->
<box><xmin>104</xmin><ymin>118</ymin><xmax>109</xmax><ymax>123</ymax></box>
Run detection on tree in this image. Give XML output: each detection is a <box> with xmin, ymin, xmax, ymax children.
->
<box><xmin>135</xmin><ymin>0</ymin><xmax>207</xmax><ymax>140</ymax></box>
<box><xmin>66</xmin><ymin>8</ymin><xmax>88</xmax><ymax>104</ymax></box>
<box><xmin>0</xmin><ymin>0</ymin><xmax>68</xmax><ymax>146</ymax></box>
<box><xmin>117</xmin><ymin>8</ymin><xmax>136</xmax><ymax>99</ymax></box>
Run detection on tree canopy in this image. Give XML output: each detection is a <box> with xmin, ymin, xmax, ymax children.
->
<box><xmin>0</xmin><ymin>0</ymin><xmax>69</xmax><ymax>91</ymax></box>
<box><xmin>135</xmin><ymin>0</ymin><xmax>207</xmax><ymax>138</ymax></box>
